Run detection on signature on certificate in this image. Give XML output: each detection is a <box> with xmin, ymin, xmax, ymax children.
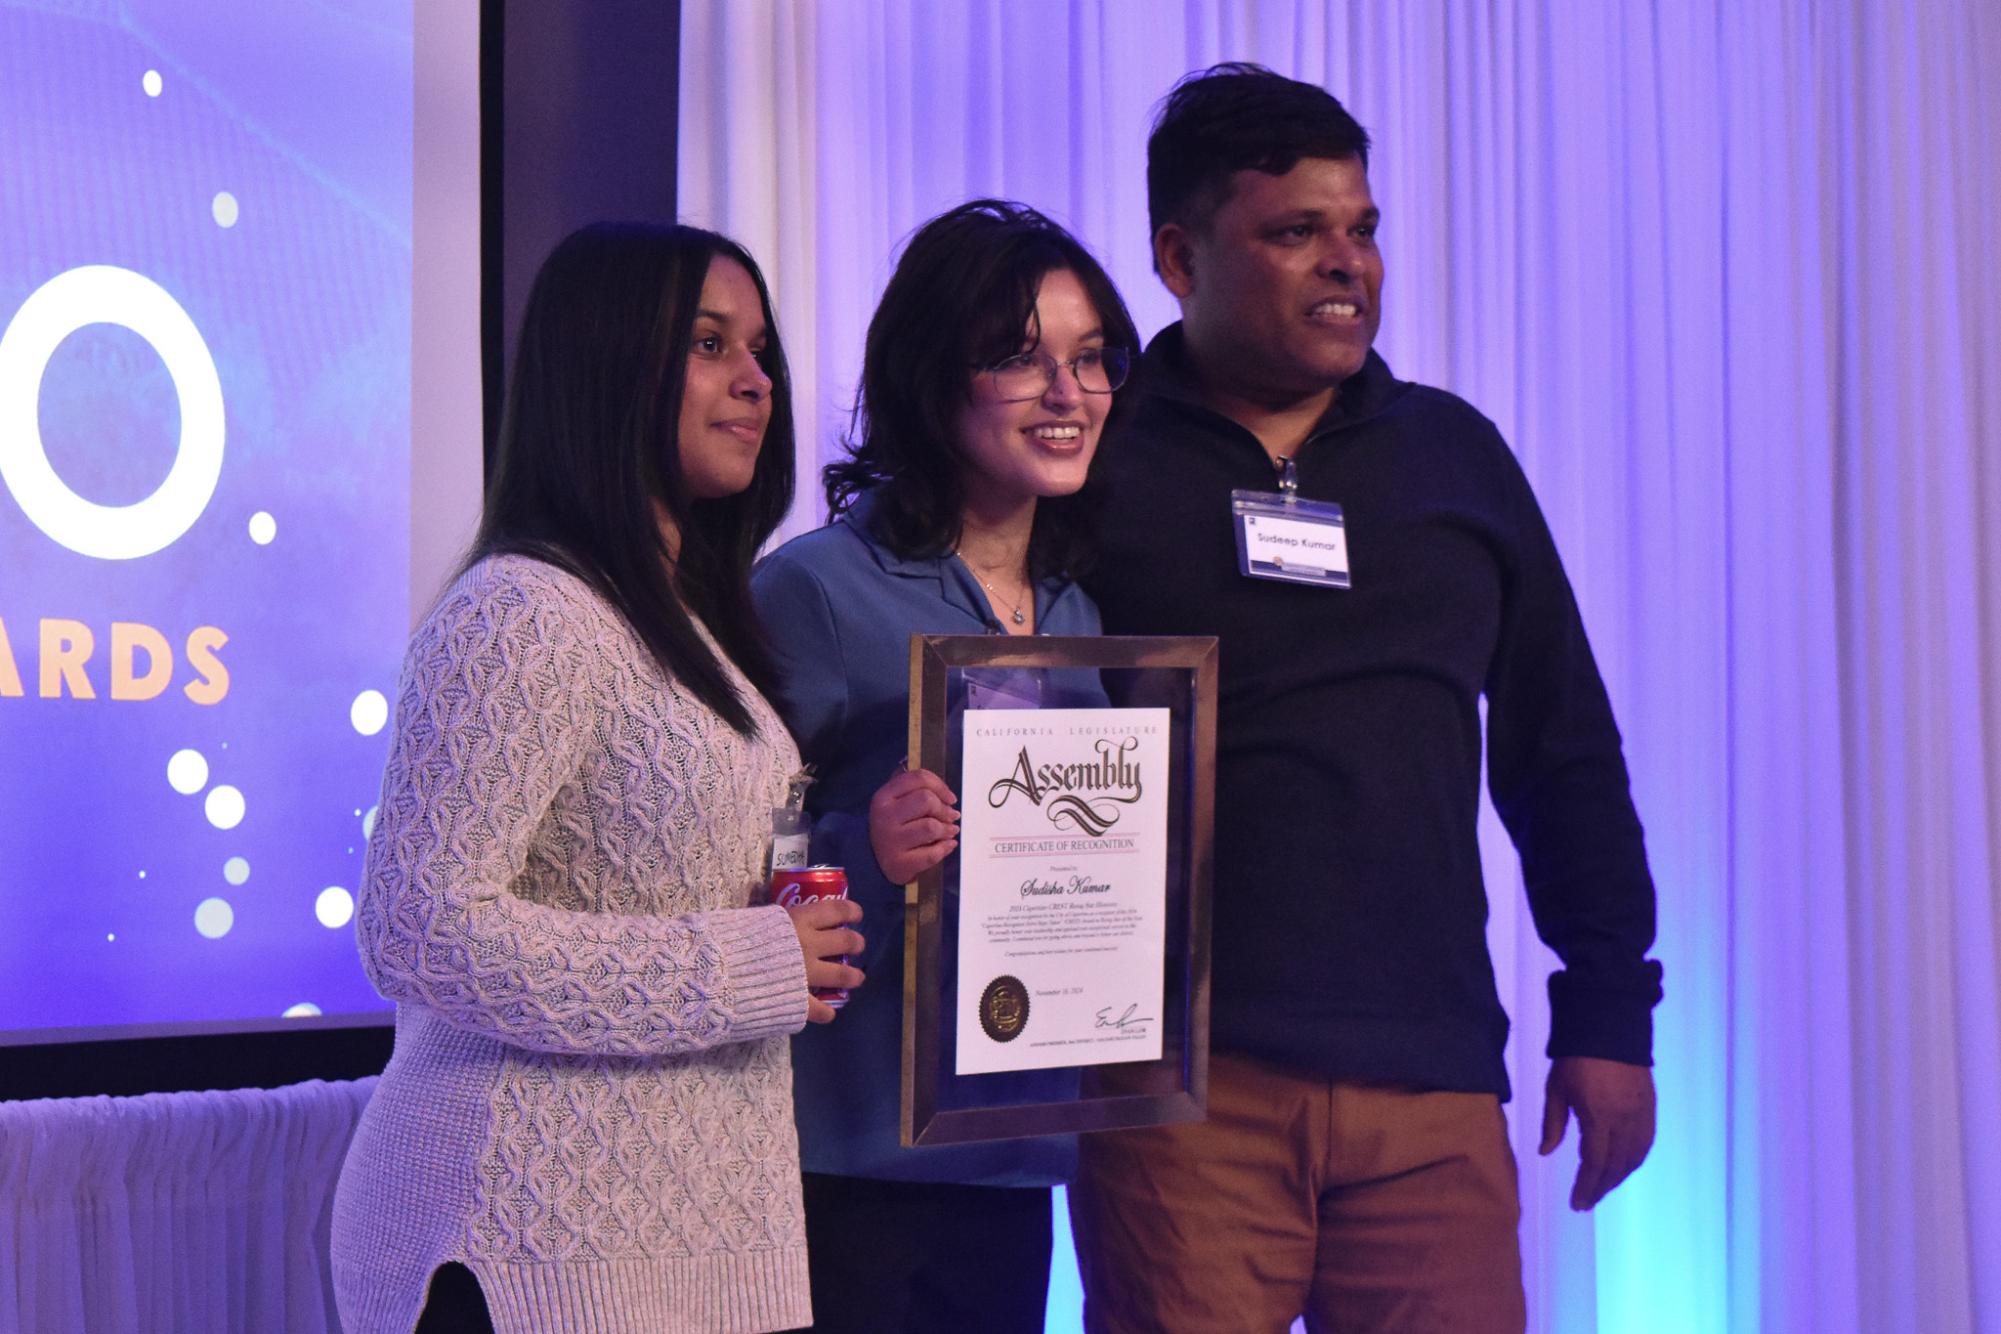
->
<box><xmin>1093</xmin><ymin>1003</ymin><xmax>1155</xmax><ymax>1032</ymax></box>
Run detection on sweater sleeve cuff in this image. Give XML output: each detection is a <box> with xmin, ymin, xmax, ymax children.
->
<box><xmin>710</xmin><ymin>904</ymin><xmax>810</xmax><ymax>1041</ymax></box>
<box><xmin>1545</xmin><ymin>981</ymin><xmax>1655</xmax><ymax>1066</ymax></box>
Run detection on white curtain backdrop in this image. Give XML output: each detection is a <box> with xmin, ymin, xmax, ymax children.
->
<box><xmin>680</xmin><ymin>3</ymin><xmax>2001</xmax><ymax>1331</ymax></box>
<box><xmin>0</xmin><ymin>1077</ymin><xmax>374</xmax><ymax>1333</ymax></box>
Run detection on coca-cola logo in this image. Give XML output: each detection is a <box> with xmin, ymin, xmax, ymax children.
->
<box><xmin>986</xmin><ymin>735</ymin><xmax>1144</xmax><ymax>837</ymax></box>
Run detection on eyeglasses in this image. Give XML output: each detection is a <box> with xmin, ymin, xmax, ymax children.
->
<box><xmin>976</xmin><ymin>347</ymin><xmax>1132</xmax><ymax>402</ymax></box>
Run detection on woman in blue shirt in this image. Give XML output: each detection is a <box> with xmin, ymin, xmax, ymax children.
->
<box><xmin>753</xmin><ymin>199</ymin><xmax>1141</xmax><ymax>1334</ymax></box>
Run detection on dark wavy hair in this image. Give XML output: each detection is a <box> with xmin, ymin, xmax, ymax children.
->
<box><xmin>823</xmin><ymin>199</ymin><xmax>1141</xmax><ymax>581</ymax></box>
<box><xmin>1148</xmin><ymin>63</ymin><xmax>1372</xmax><ymax>251</ymax></box>
<box><xmin>472</xmin><ymin>222</ymin><xmax>796</xmax><ymax>735</ymax></box>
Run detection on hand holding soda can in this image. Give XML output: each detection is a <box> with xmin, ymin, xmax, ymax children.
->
<box><xmin>772</xmin><ymin>865</ymin><xmax>854</xmax><ymax>1010</ymax></box>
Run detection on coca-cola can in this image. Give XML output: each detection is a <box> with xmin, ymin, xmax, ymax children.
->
<box><xmin>771</xmin><ymin>864</ymin><xmax>850</xmax><ymax>1009</ymax></box>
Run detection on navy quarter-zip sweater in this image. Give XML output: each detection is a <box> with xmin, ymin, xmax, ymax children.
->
<box><xmin>1083</xmin><ymin>325</ymin><xmax>1662</xmax><ymax>1098</ymax></box>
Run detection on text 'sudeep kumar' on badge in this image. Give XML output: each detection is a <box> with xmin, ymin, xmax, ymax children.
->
<box><xmin>954</xmin><ymin>708</ymin><xmax>1170</xmax><ymax>1074</ymax></box>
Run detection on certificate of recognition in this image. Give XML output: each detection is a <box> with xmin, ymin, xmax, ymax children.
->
<box><xmin>902</xmin><ymin>633</ymin><xmax>1213</xmax><ymax>1146</ymax></box>
<box><xmin>954</xmin><ymin>706</ymin><xmax>1171</xmax><ymax>1074</ymax></box>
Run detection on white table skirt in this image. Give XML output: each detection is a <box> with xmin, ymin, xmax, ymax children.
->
<box><xmin>0</xmin><ymin>1077</ymin><xmax>376</xmax><ymax>1334</ymax></box>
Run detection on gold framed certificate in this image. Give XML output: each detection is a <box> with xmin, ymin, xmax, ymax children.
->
<box><xmin>900</xmin><ymin>634</ymin><xmax>1217</xmax><ymax>1146</ymax></box>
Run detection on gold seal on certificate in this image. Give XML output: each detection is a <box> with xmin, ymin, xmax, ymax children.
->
<box><xmin>955</xmin><ymin>707</ymin><xmax>1171</xmax><ymax>1075</ymax></box>
<box><xmin>979</xmin><ymin>975</ymin><xmax>1030</xmax><ymax>1042</ymax></box>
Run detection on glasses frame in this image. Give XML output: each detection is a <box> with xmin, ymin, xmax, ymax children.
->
<box><xmin>974</xmin><ymin>346</ymin><xmax>1132</xmax><ymax>403</ymax></box>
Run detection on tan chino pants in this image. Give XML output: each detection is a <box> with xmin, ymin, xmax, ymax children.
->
<box><xmin>1070</xmin><ymin>1052</ymin><xmax>1527</xmax><ymax>1334</ymax></box>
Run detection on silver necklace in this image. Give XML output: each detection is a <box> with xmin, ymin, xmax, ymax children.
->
<box><xmin>958</xmin><ymin>553</ymin><xmax>1029</xmax><ymax>626</ymax></box>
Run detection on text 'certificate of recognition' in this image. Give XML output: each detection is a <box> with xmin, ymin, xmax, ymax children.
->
<box><xmin>955</xmin><ymin>707</ymin><xmax>1170</xmax><ymax>1074</ymax></box>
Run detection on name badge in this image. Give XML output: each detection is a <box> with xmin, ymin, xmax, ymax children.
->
<box><xmin>1231</xmin><ymin>490</ymin><xmax>1350</xmax><ymax>588</ymax></box>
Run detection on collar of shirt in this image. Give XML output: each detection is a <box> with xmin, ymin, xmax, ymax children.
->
<box><xmin>1138</xmin><ymin>321</ymin><xmax>1409</xmax><ymax>444</ymax></box>
<box><xmin>836</xmin><ymin>488</ymin><xmax>1086</xmax><ymax>634</ymax></box>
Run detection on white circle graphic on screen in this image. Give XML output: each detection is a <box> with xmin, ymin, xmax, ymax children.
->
<box><xmin>315</xmin><ymin>886</ymin><xmax>355</xmax><ymax>929</ymax></box>
<box><xmin>350</xmin><ymin>690</ymin><xmax>389</xmax><ymax>736</ymax></box>
<box><xmin>167</xmin><ymin>748</ymin><xmax>209</xmax><ymax>794</ymax></box>
<box><xmin>142</xmin><ymin>69</ymin><xmax>162</xmax><ymax>97</ymax></box>
<box><xmin>223</xmin><ymin>856</ymin><xmax>250</xmax><ymax>886</ymax></box>
<box><xmin>194</xmin><ymin>897</ymin><xmax>234</xmax><ymax>938</ymax></box>
<box><xmin>362</xmin><ymin>805</ymin><xmax>378</xmax><ymax>838</ymax></box>
<box><xmin>205</xmin><ymin>784</ymin><xmax>245</xmax><ymax>830</ymax></box>
<box><xmin>248</xmin><ymin>510</ymin><xmax>276</xmax><ymax>544</ymax></box>
<box><xmin>283</xmin><ymin>1002</ymin><xmax>322</xmax><ymax>1018</ymax></box>
<box><xmin>212</xmin><ymin>192</ymin><xmax>239</xmax><ymax>228</ymax></box>
<box><xmin>0</xmin><ymin>265</ymin><xmax>225</xmax><ymax>559</ymax></box>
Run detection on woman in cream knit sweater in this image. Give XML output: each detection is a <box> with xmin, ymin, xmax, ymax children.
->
<box><xmin>330</xmin><ymin>223</ymin><xmax>864</xmax><ymax>1333</ymax></box>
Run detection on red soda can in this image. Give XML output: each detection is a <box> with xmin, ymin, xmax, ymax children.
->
<box><xmin>771</xmin><ymin>865</ymin><xmax>850</xmax><ymax>1009</ymax></box>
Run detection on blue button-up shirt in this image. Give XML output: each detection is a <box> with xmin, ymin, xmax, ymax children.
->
<box><xmin>752</xmin><ymin>490</ymin><xmax>1099</xmax><ymax>1185</ymax></box>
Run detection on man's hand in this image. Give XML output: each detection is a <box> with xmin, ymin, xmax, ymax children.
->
<box><xmin>1539</xmin><ymin>1056</ymin><xmax>1656</xmax><ymax>1211</ymax></box>
<box><xmin>868</xmin><ymin>766</ymin><xmax>960</xmax><ymax>885</ymax></box>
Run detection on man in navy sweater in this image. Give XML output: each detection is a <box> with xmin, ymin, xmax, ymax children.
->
<box><xmin>1071</xmin><ymin>65</ymin><xmax>1664</xmax><ymax>1333</ymax></box>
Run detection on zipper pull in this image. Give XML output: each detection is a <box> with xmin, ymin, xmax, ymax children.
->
<box><xmin>1274</xmin><ymin>454</ymin><xmax>1299</xmax><ymax>501</ymax></box>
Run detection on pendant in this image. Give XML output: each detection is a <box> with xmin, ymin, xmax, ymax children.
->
<box><xmin>1011</xmin><ymin>609</ymin><xmax>1026</xmax><ymax>625</ymax></box>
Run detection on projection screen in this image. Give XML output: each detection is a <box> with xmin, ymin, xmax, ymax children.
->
<box><xmin>0</xmin><ymin>0</ymin><xmax>481</xmax><ymax>1044</ymax></box>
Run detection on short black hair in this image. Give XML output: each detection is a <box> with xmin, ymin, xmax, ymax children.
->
<box><xmin>474</xmin><ymin>222</ymin><xmax>796</xmax><ymax>735</ymax></box>
<box><xmin>1147</xmin><ymin>62</ymin><xmax>1371</xmax><ymax>243</ymax></box>
<box><xmin>824</xmin><ymin>199</ymin><xmax>1140</xmax><ymax>581</ymax></box>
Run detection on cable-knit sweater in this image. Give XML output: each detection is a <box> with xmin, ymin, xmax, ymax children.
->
<box><xmin>330</xmin><ymin>554</ymin><xmax>813</xmax><ymax>1334</ymax></box>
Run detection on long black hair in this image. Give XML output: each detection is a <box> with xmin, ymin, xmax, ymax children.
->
<box><xmin>823</xmin><ymin>199</ymin><xmax>1140</xmax><ymax>581</ymax></box>
<box><xmin>473</xmin><ymin>222</ymin><xmax>796</xmax><ymax>735</ymax></box>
